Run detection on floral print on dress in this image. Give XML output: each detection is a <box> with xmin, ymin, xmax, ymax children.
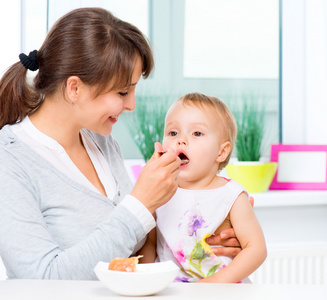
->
<box><xmin>173</xmin><ymin>232</ymin><xmax>225</xmax><ymax>282</ymax></box>
<box><xmin>171</xmin><ymin>241</ymin><xmax>186</xmax><ymax>265</ymax></box>
<box><xmin>174</xmin><ymin>205</ymin><xmax>225</xmax><ymax>281</ymax></box>
<box><xmin>179</xmin><ymin>206</ymin><xmax>208</xmax><ymax>237</ymax></box>
<box><xmin>186</xmin><ymin>214</ymin><xmax>208</xmax><ymax>237</ymax></box>
<box><xmin>156</xmin><ymin>184</ymin><xmax>248</xmax><ymax>283</ymax></box>
<box><xmin>188</xmin><ymin>232</ymin><xmax>222</xmax><ymax>278</ymax></box>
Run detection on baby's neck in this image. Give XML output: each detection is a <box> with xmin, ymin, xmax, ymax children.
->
<box><xmin>178</xmin><ymin>175</ymin><xmax>228</xmax><ymax>190</ymax></box>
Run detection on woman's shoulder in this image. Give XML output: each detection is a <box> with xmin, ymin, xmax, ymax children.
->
<box><xmin>0</xmin><ymin>125</ymin><xmax>14</xmax><ymax>145</ymax></box>
<box><xmin>0</xmin><ymin>126</ymin><xmax>34</xmax><ymax>178</ymax></box>
<box><xmin>0</xmin><ymin>125</ymin><xmax>22</xmax><ymax>157</ymax></box>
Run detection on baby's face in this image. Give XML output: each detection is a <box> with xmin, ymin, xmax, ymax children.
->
<box><xmin>163</xmin><ymin>101</ymin><xmax>225</xmax><ymax>189</ymax></box>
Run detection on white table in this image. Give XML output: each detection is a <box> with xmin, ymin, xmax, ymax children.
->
<box><xmin>0</xmin><ymin>280</ymin><xmax>326</xmax><ymax>300</ymax></box>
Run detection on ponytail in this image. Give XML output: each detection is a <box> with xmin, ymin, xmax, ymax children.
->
<box><xmin>0</xmin><ymin>62</ymin><xmax>40</xmax><ymax>129</ymax></box>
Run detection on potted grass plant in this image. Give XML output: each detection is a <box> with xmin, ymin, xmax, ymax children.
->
<box><xmin>124</xmin><ymin>93</ymin><xmax>173</xmax><ymax>179</ymax></box>
<box><xmin>234</xmin><ymin>100</ymin><xmax>264</xmax><ymax>162</ymax></box>
<box><xmin>226</xmin><ymin>95</ymin><xmax>277</xmax><ymax>193</ymax></box>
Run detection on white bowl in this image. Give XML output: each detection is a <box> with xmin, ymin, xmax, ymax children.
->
<box><xmin>94</xmin><ymin>260</ymin><xmax>179</xmax><ymax>296</ymax></box>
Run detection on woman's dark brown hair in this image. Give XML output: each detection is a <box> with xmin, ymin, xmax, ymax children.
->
<box><xmin>0</xmin><ymin>7</ymin><xmax>154</xmax><ymax>129</ymax></box>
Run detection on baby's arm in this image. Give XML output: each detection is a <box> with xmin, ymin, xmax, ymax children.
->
<box><xmin>138</xmin><ymin>227</ymin><xmax>157</xmax><ymax>263</ymax></box>
<box><xmin>199</xmin><ymin>192</ymin><xmax>267</xmax><ymax>283</ymax></box>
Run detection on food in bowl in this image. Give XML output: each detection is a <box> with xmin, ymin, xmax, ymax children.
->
<box><xmin>108</xmin><ymin>255</ymin><xmax>142</xmax><ymax>272</ymax></box>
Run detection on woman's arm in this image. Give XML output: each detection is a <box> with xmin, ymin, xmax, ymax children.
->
<box><xmin>0</xmin><ymin>141</ymin><xmax>171</xmax><ymax>280</ymax></box>
<box><xmin>138</xmin><ymin>227</ymin><xmax>157</xmax><ymax>263</ymax></box>
<box><xmin>0</xmin><ymin>175</ymin><xmax>147</xmax><ymax>280</ymax></box>
<box><xmin>199</xmin><ymin>193</ymin><xmax>266</xmax><ymax>283</ymax></box>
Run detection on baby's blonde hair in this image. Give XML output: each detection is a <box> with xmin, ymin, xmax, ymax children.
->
<box><xmin>177</xmin><ymin>92</ymin><xmax>237</xmax><ymax>170</ymax></box>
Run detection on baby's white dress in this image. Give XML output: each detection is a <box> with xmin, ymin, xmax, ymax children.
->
<box><xmin>156</xmin><ymin>179</ymin><xmax>250</xmax><ymax>283</ymax></box>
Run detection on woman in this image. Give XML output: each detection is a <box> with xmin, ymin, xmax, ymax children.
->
<box><xmin>0</xmin><ymin>7</ymin><xmax>240</xmax><ymax>280</ymax></box>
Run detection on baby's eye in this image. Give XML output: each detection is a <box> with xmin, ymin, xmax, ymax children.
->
<box><xmin>168</xmin><ymin>131</ymin><xmax>178</xmax><ymax>137</ymax></box>
<box><xmin>119</xmin><ymin>91</ymin><xmax>128</xmax><ymax>97</ymax></box>
<box><xmin>193</xmin><ymin>131</ymin><xmax>203</xmax><ymax>137</ymax></box>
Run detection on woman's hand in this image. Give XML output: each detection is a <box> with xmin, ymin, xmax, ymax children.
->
<box><xmin>206</xmin><ymin>229</ymin><xmax>242</xmax><ymax>257</ymax></box>
<box><xmin>131</xmin><ymin>142</ymin><xmax>181</xmax><ymax>214</ymax></box>
<box><xmin>206</xmin><ymin>196</ymin><xmax>254</xmax><ymax>258</ymax></box>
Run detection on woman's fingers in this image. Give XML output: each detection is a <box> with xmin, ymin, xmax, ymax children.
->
<box><xmin>148</xmin><ymin>143</ymin><xmax>180</xmax><ymax>169</ymax></box>
<box><xmin>206</xmin><ymin>234</ymin><xmax>240</xmax><ymax>247</ymax></box>
<box><xmin>148</xmin><ymin>142</ymin><xmax>164</xmax><ymax>161</ymax></box>
<box><xmin>131</xmin><ymin>145</ymin><xmax>180</xmax><ymax>213</ymax></box>
<box><xmin>213</xmin><ymin>236</ymin><xmax>240</xmax><ymax>247</ymax></box>
<box><xmin>211</xmin><ymin>245</ymin><xmax>242</xmax><ymax>258</ymax></box>
<box><xmin>206</xmin><ymin>228</ymin><xmax>237</xmax><ymax>243</ymax></box>
<box><xmin>218</xmin><ymin>227</ymin><xmax>237</xmax><ymax>239</ymax></box>
<box><xmin>206</xmin><ymin>228</ymin><xmax>241</xmax><ymax>258</ymax></box>
<box><xmin>154</xmin><ymin>142</ymin><xmax>163</xmax><ymax>152</ymax></box>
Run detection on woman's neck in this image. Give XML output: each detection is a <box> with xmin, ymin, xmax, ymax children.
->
<box><xmin>29</xmin><ymin>96</ymin><xmax>82</xmax><ymax>152</ymax></box>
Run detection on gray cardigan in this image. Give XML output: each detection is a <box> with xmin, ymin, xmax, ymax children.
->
<box><xmin>0</xmin><ymin>125</ymin><xmax>150</xmax><ymax>280</ymax></box>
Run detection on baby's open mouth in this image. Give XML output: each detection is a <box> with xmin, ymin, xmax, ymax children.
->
<box><xmin>178</xmin><ymin>153</ymin><xmax>190</xmax><ymax>165</ymax></box>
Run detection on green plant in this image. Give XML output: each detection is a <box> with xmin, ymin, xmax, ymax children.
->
<box><xmin>125</xmin><ymin>94</ymin><xmax>173</xmax><ymax>162</ymax></box>
<box><xmin>232</xmin><ymin>95</ymin><xmax>265</xmax><ymax>161</ymax></box>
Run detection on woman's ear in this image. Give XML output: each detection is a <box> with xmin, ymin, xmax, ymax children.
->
<box><xmin>66</xmin><ymin>76</ymin><xmax>81</xmax><ymax>105</ymax></box>
<box><xmin>216</xmin><ymin>141</ymin><xmax>231</xmax><ymax>163</ymax></box>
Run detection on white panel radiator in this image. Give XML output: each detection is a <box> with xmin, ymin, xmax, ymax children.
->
<box><xmin>250</xmin><ymin>243</ymin><xmax>327</xmax><ymax>284</ymax></box>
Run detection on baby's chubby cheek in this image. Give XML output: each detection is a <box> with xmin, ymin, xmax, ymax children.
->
<box><xmin>161</xmin><ymin>142</ymin><xmax>175</xmax><ymax>154</ymax></box>
<box><xmin>161</xmin><ymin>138</ymin><xmax>170</xmax><ymax>150</ymax></box>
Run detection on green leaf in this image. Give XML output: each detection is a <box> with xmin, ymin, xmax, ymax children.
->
<box><xmin>206</xmin><ymin>264</ymin><xmax>221</xmax><ymax>278</ymax></box>
<box><xmin>189</xmin><ymin>261</ymin><xmax>205</xmax><ymax>277</ymax></box>
<box><xmin>190</xmin><ymin>240</ymin><xmax>205</xmax><ymax>261</ymax></box>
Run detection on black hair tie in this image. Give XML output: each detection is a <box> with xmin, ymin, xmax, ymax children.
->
<box><xmin>19</xmin><ymin>50</ymin><xmax>39</xmax><ymax>71</ymax></box>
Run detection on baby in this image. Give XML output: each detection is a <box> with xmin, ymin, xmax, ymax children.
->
<box><xmin>139</xmin><ymin>92</ymin><xmax>267</xmax><ymax>283</ymax></box>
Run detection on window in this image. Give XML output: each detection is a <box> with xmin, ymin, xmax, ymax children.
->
<box><xmin>0</xmin><ymin>1</ymin><xmax>21</xmax><ymax>75</ymax></box>
<box><xmin>1</xmin><ymin>1</ymin><xmax>281</xmax><ymax>160</ymax></box>
<box><xmin>183</xmin><ymin>0</ymin><xmax>279</xmax><ymax>79</ymax></box>
<box><xmin>125</xmin><ymin>0</ymin><xmax>280</xmax><ymax>159</ymax></box>
<box><xmin>47</xmin><ymin>0</ymin><xmax>149</xmax><ymax>37</ymax></box>
<box><xmin>21</xmin><ymin>0</ymin><xmax>47</xmax><ymax>54</ymax></box>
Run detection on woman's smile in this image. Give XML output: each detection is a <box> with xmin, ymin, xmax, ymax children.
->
<box><xmin>109</xmin><ymin>115</ymin><xmax>119</xmax><ymax>124</ymax></box>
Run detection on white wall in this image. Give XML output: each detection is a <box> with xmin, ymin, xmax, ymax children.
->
<box><xmin>0</xmin><ymin>1</ymin><xmax>21</xmax><ymax>76</ymax></box>
<box><xmin>283</xmin><ymin>0</ymin><xmax>327</xmax><ymax>144</ymax></box>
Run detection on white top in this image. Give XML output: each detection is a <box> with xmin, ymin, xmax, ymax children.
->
<box><xmin>1</xmin><ymin>123</ymin><xmax>156</xmax><ymax>279</ymax></box>
<box><xmin>9</xmin><ymin>117</ymin><xmax>155</xmax><ymax>249</ymax></box>
<box><xmin>10</xmin><ymin>117</ymin><xmax>116</xmax><ymax>199</ymax></box>
<box><xmin>9</xmin><ymin>117</ymin><xmax>155</xmax><ymax>236</ymax></box>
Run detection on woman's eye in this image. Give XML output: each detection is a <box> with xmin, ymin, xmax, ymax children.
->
<box><xmin>169</xmin><ymin>131</ymin><xmax>178</xmax><ymax>137</ymax></box>
<box><xmin>119</xmin><ymin>92</ymin><xmax>128</xmax><ymax>97</ymax></box>
<box><xmin>193</xmin><ymin>131</ymin><xmax>203</xmax><ymax>137</ymax></box>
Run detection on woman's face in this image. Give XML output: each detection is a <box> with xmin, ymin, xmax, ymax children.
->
<box><xmin>76</xmin><ymin>58</ymin><xmax>143</xmax><ymax>136</ymax></box>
